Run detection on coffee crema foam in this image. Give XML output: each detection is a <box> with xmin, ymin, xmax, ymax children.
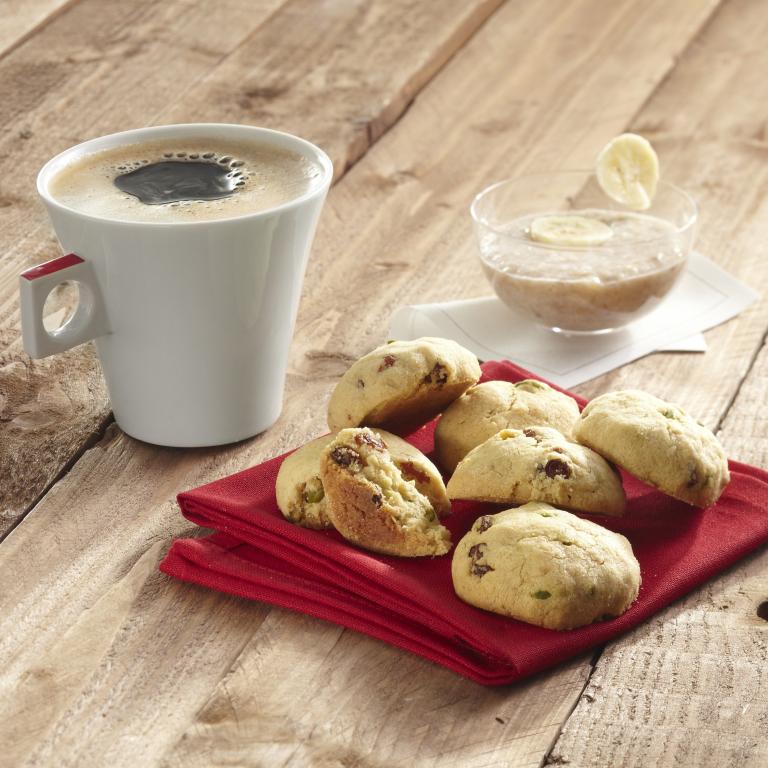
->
<box><xmin>48</xmin><ymin>138</ymin><xmax>324</xmax><ymax>222</ymax></box>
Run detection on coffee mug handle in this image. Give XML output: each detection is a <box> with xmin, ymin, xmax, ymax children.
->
<box><xmin>19</xmin><ymin>253</ymin><xmax>110</xmax><ymax>358</ymax></box>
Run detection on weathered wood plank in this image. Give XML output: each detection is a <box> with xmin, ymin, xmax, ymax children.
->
<box><xmin>0</xmin><ymin>0</ymin><xmax>77</xmax><ymax>59</ymax></box>
<box><xmin>0</xmin><ymin>0</ymin><xmax>503</xmax><ymax>536</ymax></box>
<box><xmin>157</xmin><ymin>0</ymin><xmax>505</xmax><ymax>179</ymax></box>
<box><xmin>160</xmin><ymin>633</ymin><xmax>591</xmax><ymax>768</ymax></box>
<box><xmin>547</xmin><ymin>550</ymin><xmax>768</xmax><ymax>768</ymax></box>
<box><xmin>0</xmin><ymin>0</ymin><xmax>288</xmax><ymax>534</ymax></box>
<box><xmin>571</xmin><ymin>0</ymin><xmax>768</xmax><ymax>418</ymax></box>
<box><xmin>0</xmin><ymin>436</ymin><xmax>268</xmax><ymax>766</ymax></box>
<box><xmin>0</xmin><ymin>1</ymin><xmax>724</xmax><ymax>766</ymax></box>
<box><xmin>552</xmin><ymin>330</ymin><xmax>768</xmax><ymax>767</ymax></box>
<box><xmin>548</xmin><ymin>0</ymin><xmax>768</xmax><ymax>764</ymax></box>
<box><xmin>549</xmin><ymin>401</ymin><xmax>768</xmax><ymax>767</ymax></box>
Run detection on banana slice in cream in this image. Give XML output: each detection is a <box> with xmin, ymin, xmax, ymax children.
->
<box><xmin>529</xmin><ymin>214</ymin><xmax>613</xmax><ymax>247</ymax></box>
<box><xmin>596</xmin><ymin>133</ymin><xmax>659</xmax><ymax>210</ymax></box>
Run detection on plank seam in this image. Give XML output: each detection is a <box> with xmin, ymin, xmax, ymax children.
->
<box><xmin>0</xmin><ymin>412</ymin><xmax>113</xmax><ymax>545</ymax></box>
<box><xmin>539</xmin><ymin>648</ymin><xmax>603</xmax><ymax>768</ymax></box>
<box><xmin>1</xmin><ymin>0</ymin><xmax>507</xmax><ymax>540</ymax></box>
<box><xmin>0</xmin><ymin>0</ymin><xmax>86</xmax><ymax>64</ymax></box>
<box><xmin>715</xmin><ymin>320</ymin><xmax>768</xmax><ymax>435</ymax></box>
<box><xmin>144</xmin><ymin>0</ymin><xmax>294</xmax><ymax>129</ymax></box>
<box><xmin>545</xmin><ymin>0</ymin><xmax>741</xmax><ymax>757</ymax></box>
<box><xmin>623</xmin><ymin>0</ymin><xmax>730</xmax><ymax>132</ymax></box>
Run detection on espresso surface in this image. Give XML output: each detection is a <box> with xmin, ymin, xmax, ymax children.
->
<box><xmin>48</xmin><ymin>138</ymin><xmax>324</xmax><ymax>222</ymax></box>
<box><xmin>114</xmin><ymin>160</ymin><xmax>239</xmax><ymax>205</ymax></box>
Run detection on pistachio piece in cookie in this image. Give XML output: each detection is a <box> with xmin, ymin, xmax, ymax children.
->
<box><xmin>574</xmin><ymin>389</ymin><xmax>730</xmax><ymax>508</ymax></box>
<box><xmin>447</xmin><ymin>426</ymin><xmax>625</xmax><ymax>516</ymax></box>
<box><xmin>319</xmin><ymin>427</ymin><xmax>451</xmax><ymax>557</ymax></box>
<box><xmin>434</xmin><ymin>379</ymin><xmax>580</xmax><ymax>473</ymax></box>
<box><xmin>327</xmin><ymin>337</ymin><xmax>481</xmax><ymax>432</ymax></box>
<box><xmin>451</xmin><ymin>503</ymin><xmax>641</xmax><ymax>630</ymax></box>
<box><xmin>276</xmin><ymin>430</ymin><xmax>450</xmax><ymax>530</ymax></box>
<box><xmin>276</xmin><ymin>434</ymin><xmax>335</xmax><ymax>529</ymax></box>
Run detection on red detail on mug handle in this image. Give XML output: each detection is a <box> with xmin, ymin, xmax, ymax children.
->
<box><xmin>21</xmin><ymin>253</ymin><xmax>84</xmax><ymax>281</ymax></box>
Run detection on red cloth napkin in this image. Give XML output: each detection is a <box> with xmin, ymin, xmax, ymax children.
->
<box><xmin>160</xmin><ymin>361</ymin><xmax>768</xmax><ymax>685</ymax></box>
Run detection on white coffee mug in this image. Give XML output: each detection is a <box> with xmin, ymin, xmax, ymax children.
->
<box><xmin>21</xmin><ymin>124</ymin><xmax>333</xmax><ymax>447</ymax></box>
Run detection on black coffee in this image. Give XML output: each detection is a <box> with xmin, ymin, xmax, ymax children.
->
<box><xmin>49</xmin><ymin>138</ymin><xmax>322</xmax><ymax>222</ymax></box>
<box><xmin>114</xmin><ymin>160</ymin><xmax>240</xmax><ymax>205</ymax></box>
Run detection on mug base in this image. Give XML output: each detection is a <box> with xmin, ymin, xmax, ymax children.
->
<box><xmin>113</xmin><ymin>409</ymin><xmax>282</xmax><ymax>449</ymax></box>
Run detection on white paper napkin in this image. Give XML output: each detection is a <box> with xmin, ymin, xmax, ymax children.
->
<box><xmin>390</xmin><ymin>252</ymin><xmax>759</xmax><ymax>388</ymax></box>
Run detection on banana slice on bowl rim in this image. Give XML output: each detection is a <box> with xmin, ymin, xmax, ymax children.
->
<box><xmin>529</xmin><ymin>214</ymin><xmax>613</xmax><ymax>247</ymax></box>
<box><xmin>596</xmin><ymin>133</ymin><xmax>659</xmax><ymax>210</ymax></box>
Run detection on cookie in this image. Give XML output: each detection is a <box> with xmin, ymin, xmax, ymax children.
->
<box><xmin>574</xmin><ymin>389</ymin><xmax>730</xmax><ymax>508</ymax></box>
<box><xmin>319</xmin><ymin>427</ymin><xmax>451</xmax><ymax>557</ymax></box>
<box><xmin>452</xmin><ymin>503</ymin><xmax>641</xmax><ymax>630</ymax></box>
<box><xmin>327</xmin><ymin>337</ymin><xmax>481</xmax><ymax>432</ymax></box>
<box><xmin>276</xmin><ymin>434</ymin><xmax>335</xmax><ymax>529</ymax></box>
<box><xmin>434</xmin><ymin>379</ymin><xmax>581</xmax><ymax>473</ymax></box>
<box><xmin>276</xmin><ymin>430</ymin><xmax>450</xmax><ymax>529</ymax></box>
<box><xmin>447</xmin><ymin>426</ymin><xmax>625</xmax><ymax>516</ymax></box>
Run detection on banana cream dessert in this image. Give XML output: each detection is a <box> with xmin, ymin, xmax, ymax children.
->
<box><xmin>477</xmin><ymin>134</ymin><xmax>695</xmax><ymax>333</ymax></box>
<box><xmin>481</xmin><ymin>208</ymin><xmax>686</xmax><ymax>333</ymax></box>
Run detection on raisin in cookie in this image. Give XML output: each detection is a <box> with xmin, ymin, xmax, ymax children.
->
<box><xmin>434</xmin><ymin>379</ymin><xmax>580</xmax><ymax>473</ymax></box>
<box><xmin>327</xmin><ymin>337</ymin><xmax>481</xmax><ymax>432</ymax></box>
<box><xmin>574</xmin><ymin>390</ymin><xmax>730</xmax><ymax>508</ymax></box>
<box><xmin>452</xmin><ymin>503</ymin><xmax>640</xmax><ymax>630</ymax></box>
<box><xmin>447</xmin><ymin>427</ymin><xmax>625</xmax><ymax>516</ymax></box>
<box><xmin>276</xmin><ymin>431</ymin><xmax>450</xmax><ymax>529</ymax></box>
<box><xmin>320</xmin><ymin>427</ymin><xmax>452</xmax><ymax>556</ymax></box>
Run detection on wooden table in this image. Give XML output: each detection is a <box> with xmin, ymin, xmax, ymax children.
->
<box><xmin>1</xmin><ymin>1</ymin><xmax>766</xmax><ymax>765</ymax></box>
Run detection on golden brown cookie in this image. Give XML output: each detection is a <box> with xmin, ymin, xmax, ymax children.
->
<box><xmin>447</xmin><ymin>426</ymin><xmax>625</xmax><ymax>516</ymax></box>
<box><xmin>327</xmin><ymin>337</ymin><xmax>481</xmax><ymax>432</ymax></box>
<box><xmin>434</xmin><ymin>379</ymin><xmax>580</xmax><ymax>473</ymax></box>
<box><xmin>276</xmin><ymin>430</ymin><xmax>450</xmax><ymax>529</ymax></box>
<box><xmin>320</xmin><ymin>427</ymin><xmax>451</xmax><ymax>557</ymax></box>
<box><xmin>574</xmin><ymin>389</ymin><xmax>730</xmax><ymax>508</ymax></box>
<box><xmin>452</xmin><ymin>503</ymin><xmax>640</xmax><ymax>630</ymax></box>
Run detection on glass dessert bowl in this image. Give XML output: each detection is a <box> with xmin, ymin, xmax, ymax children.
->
<box><xmin>471</xmin><ymin>172</ymin><xmax>698</xmax><ymax>334</ymax></box>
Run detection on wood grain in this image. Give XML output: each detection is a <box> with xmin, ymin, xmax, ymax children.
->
<box><xmin>547</xmin><ymin>551</ymin><xmax>768</xmax><ymax>768</ymax></box>
<box><xmin>157</xmin><ymin>0</ymin><xmax>506</xmax><ymax>179</ymax></box>
<box><xmin>160</xmin><ymin>637</ymin><xmax>591</xmax><ymax>768</ymax></box>
<box><xmin>549</xmin><ymin>383</ymin><xmax>768</xmax><ymax>767</ymax></box>
<box><xmin>571</xmin><ymin>0</ymin><xmax>768</xmax><ymax>418</ymax></box>
<box><xmin>0</xmin><ymin>0</ymin><xmax>287</xmax><ymax>534</ymax></box>
<box><xmin>0</xmin><ymin>0</ymin><xmax>77</xmax><ymax>59</ymax></box>
<box><xmin>546</xmin><ymin>2</ymin><xmax>768</xmax><ymax>764</ymax></box>
<box><xmin>0</xmin><ymin>1</ymin><xmax>725</xmax><ymax>766</ymax></box>
<box><xmin>551</xmin><ymin>315</ymin><xmax>768</xmax><ymax>767</ymax></box>
<box><xmin>0</xmin><ymin>0</ymin><xmax>502</xmax><ymax>536</ymax></box>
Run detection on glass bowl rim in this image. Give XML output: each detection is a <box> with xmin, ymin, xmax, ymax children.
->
<box><xmin>470</xmin><ymin>171</ymin><xmax>698</xmax><ymax>251</ymax></box>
